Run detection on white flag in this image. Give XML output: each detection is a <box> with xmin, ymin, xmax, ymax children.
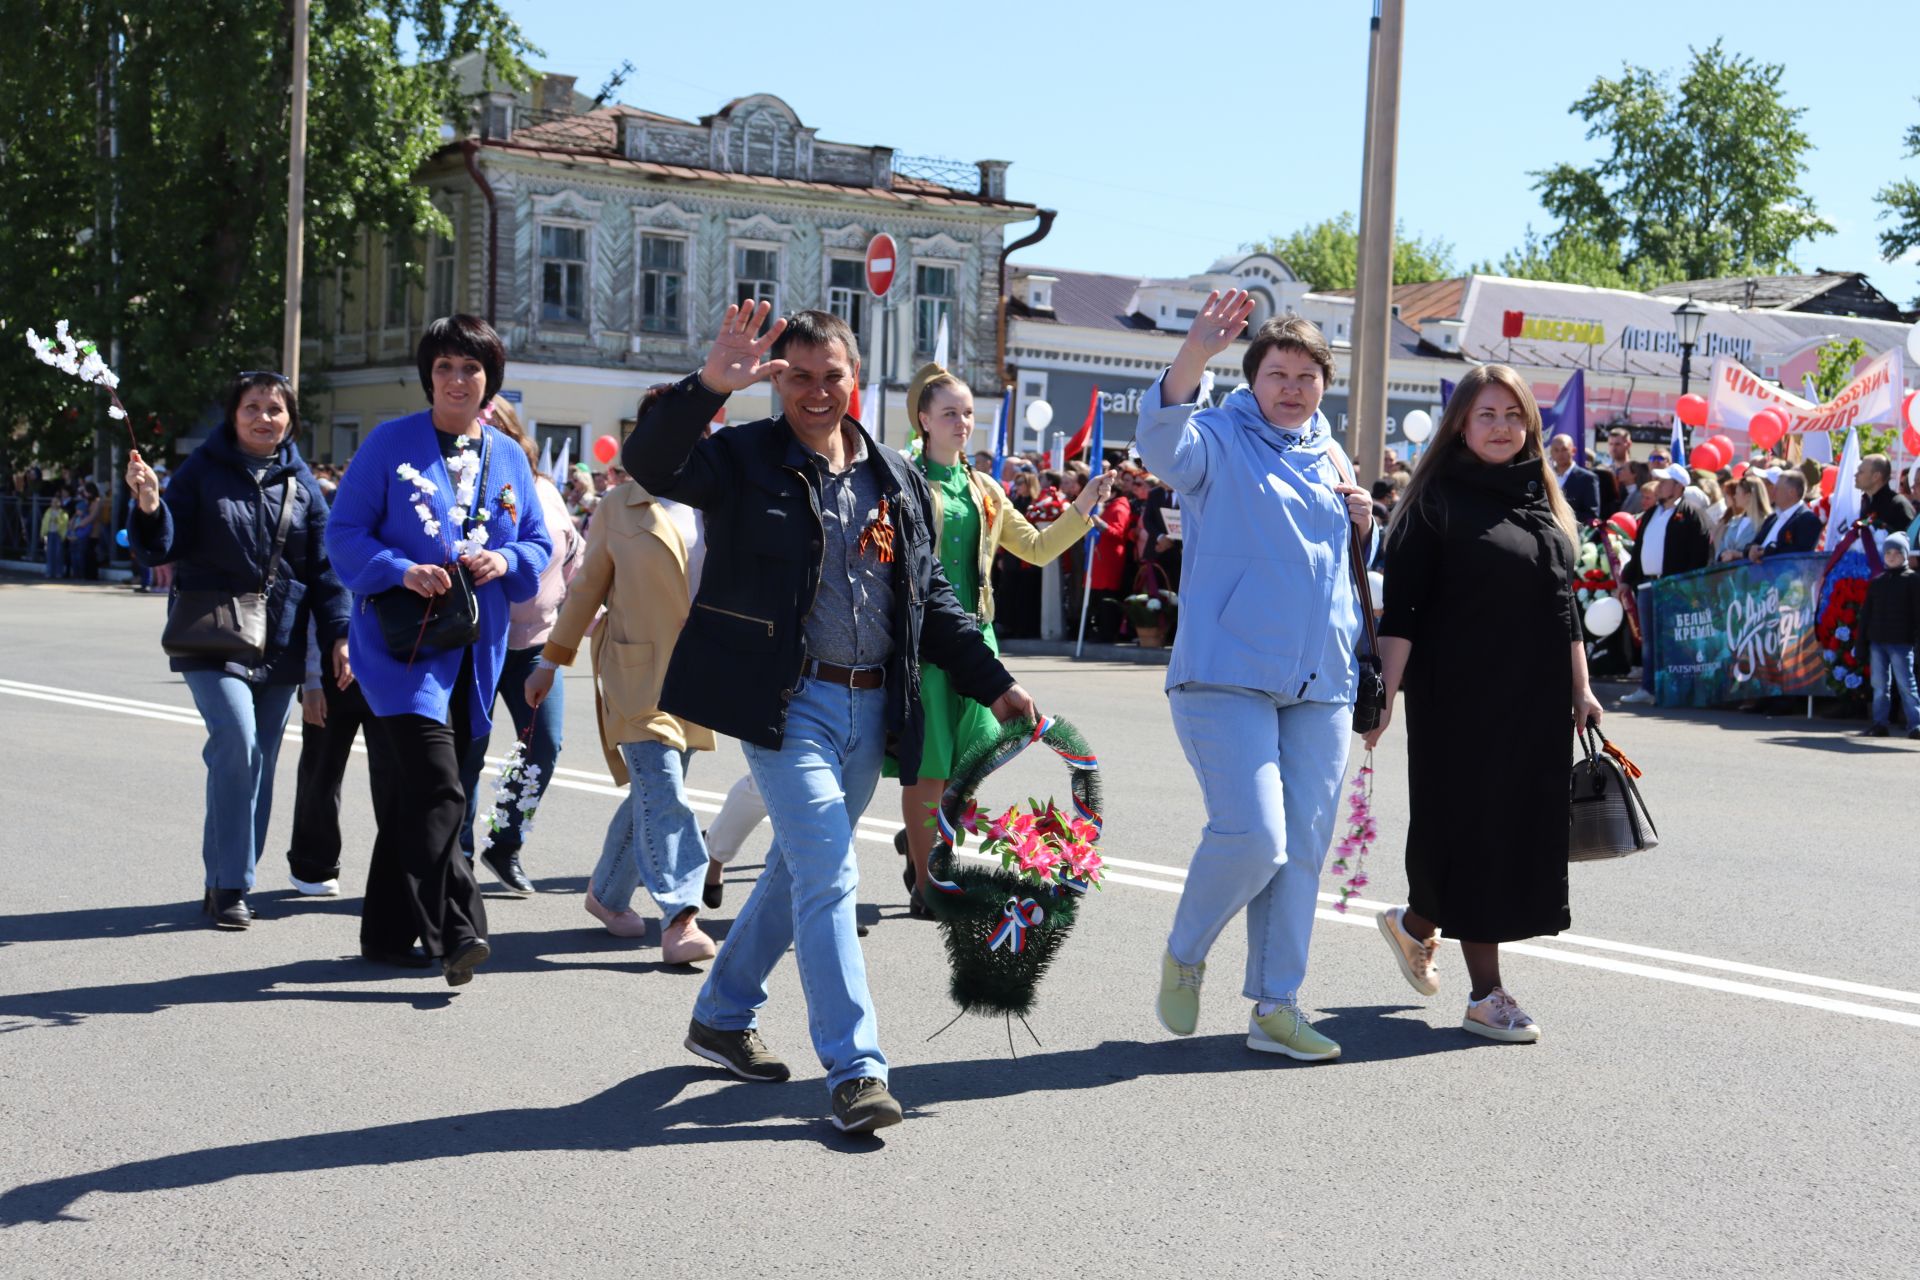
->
<box><xmin>933</xmin><ymin>313</ymin><xmax>951</xmax><ymax>372</ymax></box>
<box><xmin>1824</xmin><ymin>426</ymin><xmax>1861</xmax><ymax>549</ymax></box>
<box><xmin>537</xmin><ymin>437</ymin><xmax>554</xmax><ymax>480</ymax></box>
<box><xmin>554</xmin><ymin>437</ymin><xmax>572</xmax><ymax>480</ymax></box>
<box><xmin>1801</xmin><ymin>427</ymin><xmax>1833</xmax><ymax>464</ymax></box>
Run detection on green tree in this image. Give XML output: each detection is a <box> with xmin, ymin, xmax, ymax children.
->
<box><xmin>1873</xmin><ymin>98</ymin><xmax>1920</xmax><ymax>305</ymax></box>
<box><xmin>1252</xmin><ymin>211</ymin><xmax>1456</xmax><ymax>292</ymax></box>
<box><xmin>1471</xmin><ymin>226</ymin><xmax>1642</xmax><ymax>290</ymax></box>
<box><xmin>1522</xmin><ymin>41</ymin><xmax>1832</xmax><ymax>288</ymax></box>
<box><xmin>0</xmin><ymin>0</ymin><xmax>534</xmax><ymax>470</ymax></box>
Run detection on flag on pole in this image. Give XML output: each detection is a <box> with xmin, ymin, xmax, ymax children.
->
<box><xmin>1064</xmin><ymin>386</ymin><xmax>1101</xmax><ymax>460</ymax></box>
<box><xmin>1668</xmin><ymin>413</ymin><xmax>1685</xmax><ymax>463</ymax></box>
<box><xmin>1824</xmin><ymin>426</ymin><xmax>1862</xmax><ymax>549</ymax></box>
<box><xmin>554</xmin><ymin>437</ymin><xmax>572</xmax><ymax>480</ymax></box>
<box><xmin>933</xmin><ymin>313</ymin><xmax>951</xmax><ymax>372</ymax></box>
<box><xmin>989</xmin><ymin>389</ymin><xmax>1010</xmax><ymax>485</ymax></box>
<box><xmin>1073</xmin><ymin>392</ymin><xmax>1108</xmax><ymax>658</ymax></box>
<box><xmin>1798</xmin><ymin>374</ymin><xmax>1834</xmax><ymax>464</ymax></box>
<box><xmin>1541</xmin><ymin>370</ymin><xmax>1587</xmax><ymax>467</ymax></box>
<box><xmin>537</xmin><ymin>436</ymin><xmax>554</xmax><ymax>480</ymax></box>
<box><xmin>1440</xmin><ymin>378</ymin><xmax>1456</xmax><ymax>408</ymax></box>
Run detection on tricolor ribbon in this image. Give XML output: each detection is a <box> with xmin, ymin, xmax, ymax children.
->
<box><xmin>987</xmin><ymin>896</ymin><xmax>1046</xmax><ymax>953</ymax></box>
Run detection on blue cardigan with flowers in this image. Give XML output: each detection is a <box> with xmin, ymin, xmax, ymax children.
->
<box><xmin>326</xmin><ymin>409</ymin><xmax>553</xmax><ymax>734</ymax></box>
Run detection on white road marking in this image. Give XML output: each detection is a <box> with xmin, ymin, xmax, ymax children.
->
<box><xmin>6</xmin><ymin>676</ymin><xmax>1916</xmax><ymax>1028</ymax></box>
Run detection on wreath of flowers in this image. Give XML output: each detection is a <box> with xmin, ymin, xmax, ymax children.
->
<box><xmin>1816</xmin><ymin>560</ymin><xmax>1874</xmax><ymax>697</ymax></box>
<box><xmin>921</xmin><ymin>715</ymin><xmax>1103</xmax><ymax>1021</ymax></box>
<box><xmin>1122</xmin><ymin>585</ymin><xmax>1179</xmax><ymax>630</ymax></box>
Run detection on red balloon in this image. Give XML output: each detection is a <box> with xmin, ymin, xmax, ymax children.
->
<box><xmin>1819</xmin><ymin>465</ymin><xmax>1838</xmax><ymax>499</ymax></box>
<box><xmin>1731</xmin><ymin>462</ymin><xmax>1748</xmax><ymax>481</ymax></box>
<box><xmin>1904</xmin><ymin>424</ymin><xmax>1920</xmax><ymax>456</ymax></box>
<box><xmin>1708</xmin><ymin>435</ymin><xmax>1735</xmax><ymax>467</ymax></box>
<box><xmin>1749</xmin><ymin>408</ymin><xmax>1787</xmax><ymax>451</ymax></box>
<box><xmin>1689</xmin><ymin>444</ymin><xmax>1719</xmax><ymax>471</ymax></box>
<box><xmin>1904</xmin><ymin>389</ymin><xmax>1918</xmax><ymax>431</ymax></box>
<box><xmin>592</xmin><ymin>434</ymin><xmax>619</xmax><ymax>465</ymax></box>
<box><xmin>1607</xmin><ymin>512</ymin><xmax>1639</xmax><ymax>541</ymax></box>
<box><xmin>1676</xmin><ymin>393</ymin><xmax>1709</xmax><ymax>427</ymax></box>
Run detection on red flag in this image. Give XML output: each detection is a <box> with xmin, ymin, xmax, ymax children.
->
<box><xmin>848</xmin><ymin>382</ymin><xmax>862</xmax><ymax>424</ymax></box>
<box><xmin>1063</xmin><ymin>386</ymin><xmax>1100</xmax><ymax>460</ymax></box>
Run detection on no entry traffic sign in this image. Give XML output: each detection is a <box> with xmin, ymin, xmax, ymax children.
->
<box><xmin>864</xmin><ymin>233</ymin><xmax>897</xmax><ymax>298</ymax></box>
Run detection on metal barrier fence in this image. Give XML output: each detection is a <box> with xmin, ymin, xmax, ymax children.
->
<box><xmin>0</xmin><ymin>494</ymin><xmax>131</xmax><ymax>576</ymax></box>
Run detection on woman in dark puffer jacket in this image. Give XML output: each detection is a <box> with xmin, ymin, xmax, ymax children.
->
<box><xmin>127</xmin><ymin>371</ymin><xmax>349</xmax><ymax>930</ymax></box>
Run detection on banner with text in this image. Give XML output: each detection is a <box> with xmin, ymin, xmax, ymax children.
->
<box><xmin>1643</xmin><ymin>553</ymin><xmax>1834</xmax><ymax>706</ymax></box>
<box><xmin>1705</xmin><ymin>347</ymin><xmax>1906</xmax><ymax>438</ymax></box>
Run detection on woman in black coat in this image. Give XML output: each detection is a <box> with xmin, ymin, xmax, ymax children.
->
<box><xmin>1366</xmin><ymin>363</ymin><xmax>1602</xmax><ymax>1043</ymax></box>
<box><xmin>127</xmin><ymin>372</ymin><xmax>350</xmax><ymax>930</ymax></box>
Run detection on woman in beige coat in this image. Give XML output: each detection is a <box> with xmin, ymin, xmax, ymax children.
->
<box><xmin>524</xmin><ymin>455</ymin><xmax>718</xmax><ymax>963</ymax></box>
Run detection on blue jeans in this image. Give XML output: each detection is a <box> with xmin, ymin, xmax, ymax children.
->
<box><xmin>459</xmin><ymin>646</ymin><xmax>565</xmax><ymax>857</ymax></box>
<box><xmin>1165</xmin><ymin>683</ymin><xmax>1352</xmax><ymax>1003</ymax></box>
<box><xmin>693</xmin><ymin>678</ymin><xmax>887</xmax><ymax>1092</ymax></box>
<box><xmin>592</xmin><ymin>741</ymin><xmax>708</xmax><ymax>921</ymax></box>
<box><xmin>44</xmin><ymin>535</ymin><xmax>66</xmax><ymax>579</ymax></box>
<box><xmin>1869</xmin><ymin>643</ymin><xmax>1919</xmax><ymax>729</ymax></box>
<box><xmin>181</xmin><ymin>671</ymin><xmax>298</xmax><ymax>891</ymax></box>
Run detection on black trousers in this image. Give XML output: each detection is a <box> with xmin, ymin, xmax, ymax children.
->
<box><xmin>360</xmin><ymin>656</ymin><xmax>488</xmax><ymax>958</ymax></box>
<box><xmin>285</xmin><ymin>677</ymin><xmax>376</xmax><ymax>883</ymax></box>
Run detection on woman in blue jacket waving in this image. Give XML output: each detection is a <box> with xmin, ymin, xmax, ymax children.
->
<box><xmin>1136</xmin><ymin>294</ymin><xmax>1374</xmax><ymax>1062</ymax></box>
<box><xmin>126</xmin><ymin>372</ymin><xmax>350</xmax><ymax>930</ymax></box>
<box><xmin>326</xmin><ymin>316</ymin><xmax>553</xmax><ymax>985</ymax></box>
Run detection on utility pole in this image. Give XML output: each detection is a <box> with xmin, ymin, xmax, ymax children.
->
<box><xmin>1349</xmin><ymin>0</ymin><xmax>1404</xmax><ymax>487</ymax></box>
<box><xmin>281</xmin><ymin>0</ymin><xmax>311</xmax><ymax>392</ymax></box>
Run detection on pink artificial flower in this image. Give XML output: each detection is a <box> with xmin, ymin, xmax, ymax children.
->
<box><xmin>1064</xmin><ymin>841</ymin><xmax>1103</xmax><ymax>881</ymax></box>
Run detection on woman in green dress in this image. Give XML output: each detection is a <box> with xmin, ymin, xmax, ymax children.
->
<box><xmin>891</xmin><ymin>364</ymin><xmax>1116</xmax><ymax>914</ymax></box>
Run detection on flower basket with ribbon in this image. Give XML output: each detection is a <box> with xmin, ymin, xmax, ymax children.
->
<box><xmin>921</xmin><ymin>715</ymin><xmax>1104</xmax><ymax>1023</ymax></box>
<box><xmin>1122</xmin><ymin>562</ymin><xmax>1178</xmax><ymax>648</ymax></box>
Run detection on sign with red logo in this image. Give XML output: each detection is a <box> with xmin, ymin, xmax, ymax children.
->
<box><xmin>1502</xmin><ymin>310</ymin><xmax>1525</xmax><ymax>339</ymax></box>
<box><xmin>864</xmin><ymin>233</ymin><xmax>897</xmax><ymax>298</ymax></box>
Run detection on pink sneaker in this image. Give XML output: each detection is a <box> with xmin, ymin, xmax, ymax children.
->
<box><xmin>661</xmin><ymin>911</ymin><xmax>718</xmax><ymax>965</ymax></box>
<box><xmin>1463</xmin><ymin>987</ymin><xmax>1541</xmax><ymax>1043</ymax></box>
<box><xmin>1377</xmin><ymin>907</ymin><xmax>1440</xmax><ymax>997</ymax></box>
<box><xmin>585</xmin><ymin>888</ymin><xmax>648</xmax><ymax>938</ymax></box>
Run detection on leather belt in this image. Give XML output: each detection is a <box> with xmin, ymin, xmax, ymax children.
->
<box><xmin>801</xmin><ymin>658</ymin><xmax>885</xmax><ymax>690</ymax></box>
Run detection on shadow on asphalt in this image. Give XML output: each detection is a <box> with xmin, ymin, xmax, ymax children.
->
<box><xmin>1757</xmin><ymin>733</ymin><xmax>1915</xmax><ymax>754</ymax></box>
<box><xmin>0</xmin><ymin>1021</ymin><xmax>1498</xmax><ymax>1223</ymax></box>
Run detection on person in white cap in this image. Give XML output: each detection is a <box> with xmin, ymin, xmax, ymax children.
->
<box><xmin>1620</xmin><ymin>463</ymin><xmax>1712</xmax><ymax>705</ymax></box>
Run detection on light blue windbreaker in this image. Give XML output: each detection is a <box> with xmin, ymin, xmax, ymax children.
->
<box><xmin>1134</xmin><ymin>374</ymin><xmax>1364</xmax><ymax>704</ymax></box>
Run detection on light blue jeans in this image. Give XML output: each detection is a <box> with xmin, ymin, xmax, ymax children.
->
<box><xmin>693</xmin><ymin>678</ymin><xmax>887</xmax><ymax>1092</ymax></box>
<box><xmin>1869</xmin><ymin>643</ymin><xmax>1919</xmax><ymax>729</ymax></box>
<box><xmin>1166</xmin><ymin>682</ymin><xmax>1352</xmax><ymax>1003</ymax></box>
<box><xmin>591</xmin><ymin>741</ymin><xmax>707</xmax><ymax>922</ymax></box>
<box><xmin>181</xmin><ymin>670</ymin><xmax>299</xmax><ymax>892</ymax></box>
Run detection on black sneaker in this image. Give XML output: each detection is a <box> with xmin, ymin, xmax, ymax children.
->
<box><xmin>442</xmin><ymin>938</ymin><xmax>491</xmax><ymax>987</ymax></box>
<box><xmin>684</xmin><ymin>1018</ymin><xmax>791</xmax><ymax>1082</ymax></box>
<box><xmin>830</xmin><ymin>1077</ymin><xmax>903</xmax><ymax>1133</ymax></box>
<box><xmin>209</xmin><ymin>888</ymin><xmax>252</xmax><ymax>931</ymax></box>
<box><xmin>1909</xmin><ymin>728</ymin><xmax>1920</xmax><ymax>741</ymax></box>
<box><xmin>481</xmin><ymin>846</ymin><xmax>535</xmax><ymax>896</ymax></box>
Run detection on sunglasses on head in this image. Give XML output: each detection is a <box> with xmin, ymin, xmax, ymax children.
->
<box><xmin>238</xmin><ymin>370</ymin><xmax>291</xmax><ymax>384</ymax></box>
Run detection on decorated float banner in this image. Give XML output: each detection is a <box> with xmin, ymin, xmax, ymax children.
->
<box><xmin>1704</xmin><ymin>347</ymin><xmax>1905</xmax><ymax>438</ymax></box>
<box><xmin>1642</xmin><ymin>553</ymin><xmax>1834</xmax><ymax>706</ymax></box>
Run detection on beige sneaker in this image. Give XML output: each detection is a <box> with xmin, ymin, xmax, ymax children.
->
<box><xmin>1377</xmin><ymin>907</ymin><xmax>1440</xmax><ymax>997</ymax></box>
<box><xmin>1462</xmin><ymin>987</ymin><xmax>1540</xmax><ymax>1043</ymax></box>
<box><xmin>661</xmin><ymin>910</ymin><xmax>718</xmax><ymax>965</ymax></box>
<box><xmin>585</xmin><ymin>887</ymin><xmax>648</xmax><ymax>938</ymax></box>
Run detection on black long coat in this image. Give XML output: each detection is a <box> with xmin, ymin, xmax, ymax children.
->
<box><xmin>1380</xmin><ymin>455</ymin><xmax>1581</xmax><ymax>943</ymax></box>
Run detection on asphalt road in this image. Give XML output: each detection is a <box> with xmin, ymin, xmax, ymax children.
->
<box><xmin>2</xmin><ymin>579</ymin><xmax>1917</xmax><ymax>1279</ymax></box>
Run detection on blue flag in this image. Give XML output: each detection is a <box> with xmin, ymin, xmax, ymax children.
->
<box><xmin>1541</xmin><ymin>370</ymin><xmax>1587</xmax><ymax>466</ymax></box>
<box><xmin>990</xmin><ymin>390</ymin><xmax>1009</xmax><ymax>485</ymax></box>
<box><xmin>1081</xmin><ymin>390</ymin><xmax>1106</xmax><ymax>564</ymax></box>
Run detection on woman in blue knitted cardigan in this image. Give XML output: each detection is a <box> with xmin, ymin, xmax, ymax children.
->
<box><xmin>327</xmin><ymin>316</ymin><xmax>553</xmax><ymax>986</ymax></box>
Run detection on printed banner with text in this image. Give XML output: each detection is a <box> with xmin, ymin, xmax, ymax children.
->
<box><xmin>1704</xmin><ymin>347</ymin><xmax>1906</xmax><ymax>439</ymax></box>
<box><xmin>1643</xmin><ymin>553</ymin><xmax>1834</xmax><ymax>707</ymax></box>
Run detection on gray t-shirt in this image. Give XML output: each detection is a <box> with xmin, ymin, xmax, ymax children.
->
<box><xmin>801</xmin><ymin>429</ymin><xmax>895</xmax><ymax>668</ymax></box>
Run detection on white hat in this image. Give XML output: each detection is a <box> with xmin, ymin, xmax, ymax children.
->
<box><xmin>1761</xmin><ymin>467</ymin><xmax>1783</xmax><ymax>483</ymax></box>
<box><xmin>1659</xmin><ymin>463</ymin><xmax>1691</xmax><ymax>487</ymax></box>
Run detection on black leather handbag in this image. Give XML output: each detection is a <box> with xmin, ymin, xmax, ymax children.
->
<box><xmin>160</xmin><ymin>478</ymin><xmax>296</xmax><ymax>665</ymax></box>
<box><xmin>1569</xmin><ymin>725</ymin><xmax>1658</xmax><ymax>861</ymax></box>
<box><xmin>369</xmin><ymin>433</ymin><xmax>489</xmax><ymax>660</ymax></box>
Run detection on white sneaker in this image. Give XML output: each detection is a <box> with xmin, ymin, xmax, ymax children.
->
<box><xmin>290</xmin><ymin>874</ymin><xmax>340</xmax><ymax>897</ymax></box>
<box><xmin>1619</xmin><ymin>689</ymin><xmax>1656</xmax><ymax>705</ymax></box>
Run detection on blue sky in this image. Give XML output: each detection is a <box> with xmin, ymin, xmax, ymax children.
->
<box><xmin>503</xmin><ymin>1</ymin><xmax>1920</xmax><ymax>305</ymax></box>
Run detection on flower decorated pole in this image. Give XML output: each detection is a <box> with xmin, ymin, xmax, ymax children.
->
<box><xmin>24</xmin><ymin>320</ymin><xmax>138</xmax><ymax>449</ymax></box>
<box><xmin>1327</xmin><ymin>752</ymin><xmax>1376</xmax><ymax>912</ymax></box>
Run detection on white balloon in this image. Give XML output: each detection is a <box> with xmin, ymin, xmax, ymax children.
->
<box><xmin>1024</xmin><ymin>399</ymin><xmax>1054</xmax><ymax>432</ymax></box>
<box><xmin>1402</xmin><ymin>409</ymin><xmax>1434</xmax><ymax>444</ymax></box>
<box><xmin>1908</xmin><ymin>321</ymin><xmax>1920</xmax><ymax>365</ymax></box>
<box><xmin>1584</xmin><ymin>595</ymin><xmax>1624</xmax><ymax>639</ymax></box>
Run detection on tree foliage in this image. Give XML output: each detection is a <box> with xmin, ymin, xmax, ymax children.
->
<box><xmin>0</xmin><ymin>0</ymin><xmax>534</xmax><ymax>469</ymax></box>
<box><xmin>1518</xmin><ymin>42</ymin><xmax>1832</xmax><ymax>289</ymax></box>
<box><xmin>1873</xmin><ymin>98</ymin><xmax>1920</xmax><ymax>305</ymax></box>
<box><xmin>1252</xmin><ymin>211</ymin><xmax>1457</xmax><ymax>293</ymax></box>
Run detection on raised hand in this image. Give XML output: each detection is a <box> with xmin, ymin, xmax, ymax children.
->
<box><xmin>699</xmin><ymin>300</ymin><xmax>790</xmax><ymax>395</ymax></box>
<box><xmin>125</xmin><ymin>450</ymin><xmax>160</xmax><ymax>514</ymax></box>
<box><xmin>1182</xmin><ymin>289</ymin><xmax>1257</xmax><ymax>361</ymax></box>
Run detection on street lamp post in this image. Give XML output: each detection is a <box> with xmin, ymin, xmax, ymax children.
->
<box><xmin>1672</xmin><ymin>297</ymin><xmax>1706</xmax><ymax>447</ymax></box>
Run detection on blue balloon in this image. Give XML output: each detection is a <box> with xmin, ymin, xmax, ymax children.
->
<box><xmin>115</xmin><ymin>528</ymin><xmax>130</xmax><ymax>548</ymax></box>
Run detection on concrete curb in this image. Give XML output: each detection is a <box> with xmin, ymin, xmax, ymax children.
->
<box><xmin>1000</xmin><ymin>638</ymin><xmax>1171</xmax><ymax>666</ymax></box>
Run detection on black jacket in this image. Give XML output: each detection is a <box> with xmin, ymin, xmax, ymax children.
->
<box><xmin>624</xmin><ymin>375</ymin><xmax>1014</xmax><ymax>779</ymax></box>
<box><xmin>1558</xmin><ymin>465</ymin><xmax>1601</xmax><ymax>528</ymax></box>
<box><xmin>129</xmin><ymin>426</ymin><xmax>348</xmax><ymax>684</ymax></box>
<box><xmin>1756</xmin><ymin>507</ymin><xmax>1824</xmax><ymax>556</ymax></box>
<box><xmin>1859</xmin><ymin>565</ymin><xmax>1920</xmax><ymax>650</ymax></box>
<box><xmin>1863</xmin><ymin>487</ymin><xmax>1917</xmax><ymax>534</ymax></box>
<box><xmin>1624</xmin><ymin>501</ymin><xmax>1712</xmax><ymax>584</ymax></box>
